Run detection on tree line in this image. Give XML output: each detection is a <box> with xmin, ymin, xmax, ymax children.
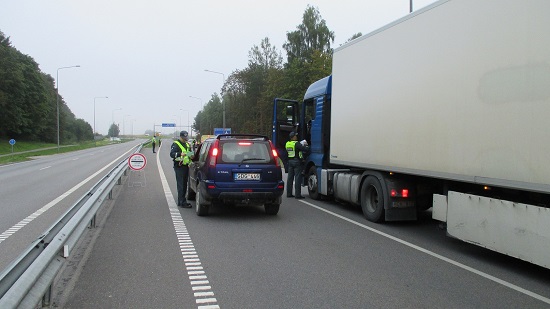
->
<box><xmin>0</xmin><ymin>32</ymin><xmax>93</xmax><ymax>143</ymax></box>
<box><xmin>0</xmin><ymin>5</ymin><xmax>360</xmax><ymax>142</ymax></box>
<box><xmin>193</xmin><ymin>6</ymin><xmax>361</xmax><ymax>137</ymax></box>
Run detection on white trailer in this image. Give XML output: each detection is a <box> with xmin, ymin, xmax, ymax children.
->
<box><xmin>331</xmin><ymin>0</ymin><xmax>550</xmax><ymax>194</ymax></box>
<box><xmin>274</xmin><ymin>0</ymin><xmax>550</xmax><ymax>269</ymax></box>
<box><xmin>328</xmin><ymin>0</ymin><xmax>550</xmax><ymax>268</ymax></box>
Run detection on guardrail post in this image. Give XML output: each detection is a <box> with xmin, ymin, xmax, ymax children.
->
<box><xmin>117</xmin><ymin>177</ymin><xmax>122</xmax><ymax>185</ymax></box>
<box><xmin>90</xmin><ymin>214</ymin><xmax>96</xmax><ymax>228</ymax></box>
<box><xmin>42</xmin><ymin>285</ymin><xmax>52</xmax><ymax>307</ymax></box>
<box><xmin>108</xmin><ymin>190</ymin><xmax>113</xmax><ymax>200</ymax></box>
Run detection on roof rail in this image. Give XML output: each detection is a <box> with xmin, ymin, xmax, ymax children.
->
<box><xmin>216</xmin><ymin>134</ymin><xmax>269</xmax><ymax>141</ymax></box>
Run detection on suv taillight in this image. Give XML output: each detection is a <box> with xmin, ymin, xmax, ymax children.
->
<box><xmin>209</xmin><ymin>140</ymin><xmax>219</xmax><ymax>167</ymax></box>
<box><xmin>269</xmin><ymin>141</ymin><xmax>280</xmax><ymax>167</ymax></box>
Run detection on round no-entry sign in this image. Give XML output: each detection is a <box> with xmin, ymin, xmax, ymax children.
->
<box><xmin>128</xmin><ymin>153</ymin><xmax>147</xmax><ymax>171</ymax></box>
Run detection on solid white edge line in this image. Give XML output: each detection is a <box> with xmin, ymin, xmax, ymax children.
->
<box><xmin>299</xmin><ymin>200</ymin><xmax>550</xmax><ymax>305</ymax></box>
<box><xmin>155</xmin><ymin>145</ymin><xmax>220</xmax><ymax>308</ymax></box>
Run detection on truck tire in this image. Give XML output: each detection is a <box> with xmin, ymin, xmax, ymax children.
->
<box><xmin>195</xmin><ymin>189</ymin><xmax>209</xmax><ymax>216</ymax></box>
<box><xmin>361</xmin><ymin>176</ymin><xmax>385</xmax><ymax>222</ymax></box>
<box><xmin>186</xmin><ymin>180</ymin><xmax>196</xmax><ymax>201</ymax></box>
<box><xmin>307</xmin><ymin>166</ymin><xmax>321</xmax><ymax>200</ymax></box>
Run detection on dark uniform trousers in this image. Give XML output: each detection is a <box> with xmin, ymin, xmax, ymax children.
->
<box><xmin>287</xmin><ymin>158</ymin><xmax>303</xmax><ymax>197</ymax></box>
<box><xmin>174</xmin><ymin>164</ymin><xmax>189</xmax><ymax>206</ymax></box>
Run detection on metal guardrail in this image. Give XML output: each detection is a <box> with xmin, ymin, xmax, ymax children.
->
<box><xmin>0</xmin><ymin>143</ymin><xmax>144</xmax><ymax>308</ymax></box>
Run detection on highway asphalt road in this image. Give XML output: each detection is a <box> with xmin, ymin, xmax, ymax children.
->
<box><xmin>0</xmin><ymin>141</ymin><xmax>145</xmax><ymax>272</ymax></box>
<box><xmin>51</xmin><ymin>143</ymin><xmax>550</xmax><ymax>309</ymax></box>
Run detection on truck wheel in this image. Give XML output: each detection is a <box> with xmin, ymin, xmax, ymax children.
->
<box><xmin>186</xmin><ymin>180</ymin><xmax>196</xmax><ymax>201</ymax></box>
<box><xmin>195</xmin><ymin>189</ymin><xmax>209</xmax><ymax>216</ymax></box>
<box><xmin>307</xmin><ymin>166</ymin><xmax>321</xmax><ymax>200</ymax></box>
<box><xmin>361</xmin><ymin>176</ymin><xmax>385</xmax><ymax>222</ymax></box>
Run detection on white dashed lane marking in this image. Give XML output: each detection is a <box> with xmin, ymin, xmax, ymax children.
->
<box><xmin>0</xmin><ymin>149</ymin><xmax>134</xmax><ymax>244</ymax></box>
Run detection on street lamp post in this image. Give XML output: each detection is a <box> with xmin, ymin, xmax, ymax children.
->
<box><xmin>94</xmin><ymin>96</ymin><xmax>108</xmax><ymax>136</ymax></box>
<box><xmin>204</xmin><ymin>69</ymin><xmax>226</xmax><ymax>130</ymax></box>
<box><xmin>56</xmin><ymin>65</ymin><xmax>80</xmax><ymax>151</ymax></box>
<box><xmin>189</xmin><ymin>96</ymin><xmax>203</xmax><ymax>110</ymax></box>
<box><xmin>131</xmin><ymin>119</ymin><xmax>136</xmax><ymax>136</ymax></box>
<box><xmin>123</xmin><ymin>114</ymin><xmax>131</xmax><ymax>136</ymax></box>
<box><xmin>171</xmin><ymin>118</ymin><xmax>178</xmax><ymax>136</ymax></box>
<box><xmin>112</xmin><ymin>108</ymin><xmax>122</xmax><ymax>124</ymax></box>
<box><xmin>173</xmin><ymin>114</ymin><xmax>181</xmax><ymax>130</ymax></box>
<box><xmin>189</xmin><ymin>96</ymin><xmax>203</xmax><ymax>134</ymax></box>
<box><xmin>180</xmin><ymin>109</ymin><xmax>190</xmax><ymax>135</ymax></box>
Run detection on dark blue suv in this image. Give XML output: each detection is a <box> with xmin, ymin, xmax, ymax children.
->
<box><xmin>187</xmin><ymin>134</ymin><xmax>284</xmax><ymax>216</ymax></box>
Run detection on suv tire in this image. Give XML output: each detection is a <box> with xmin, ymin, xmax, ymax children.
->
<box><xmin>196</xmin><ymin>189</ymin><xmax>209</xmax><ymax>216</ymax></box>
<box><xmin>264</xmin><ymin>197</ymin><xmax>281</xmax><ymax>215</ymax></box>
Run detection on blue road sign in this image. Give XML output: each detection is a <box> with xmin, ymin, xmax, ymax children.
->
<box><xmin>214</xmin><ymin>128</ymin><xmax>231</xmax><ymax>135</ymax></box>
<box><xmin>162</xmin><ymin>123</ymin><xmax>176</xmax><ymax>127</ymax></box>
<box><xmin>9</xmin><ymin>139</ymin><xmax>15</xmax><ymax>145</ymax></box>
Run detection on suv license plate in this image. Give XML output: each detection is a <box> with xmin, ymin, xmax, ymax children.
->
<box><xmin>234</xmin><ymin>173</ymin><xmax>260</xmax><ymax>181</ymax></box>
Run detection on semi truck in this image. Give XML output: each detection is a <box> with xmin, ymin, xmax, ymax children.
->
<box><xmin>272</xmin><ymin>0</ymin><xmax>550</xmax><ymax>269</ymax></box>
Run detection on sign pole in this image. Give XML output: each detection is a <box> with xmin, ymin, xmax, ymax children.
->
<box><xmin>9</xmin><ymin>139</ymin><xmax>16</xmax><ymax>154</ymax></box>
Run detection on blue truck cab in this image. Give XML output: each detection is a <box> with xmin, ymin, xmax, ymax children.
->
<box><xmin>273</xmin><ymin>76</ymin><xmax>332</xmax><ymax>199</ymax></box>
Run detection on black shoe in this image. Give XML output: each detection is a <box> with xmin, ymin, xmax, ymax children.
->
<box><xmin>287</xmin><ymin>194</ymin><xmax>295</xmax><ymax>198</ymax></box>
<box><xmin>181</xmin><ymin>203</ymin><xmax>192</xmax><ymax>208</ymax></box>
<box><xmin>295</xmin><ymin>196</ymin><xmax>305</xmax><ymax>199</ymax></box>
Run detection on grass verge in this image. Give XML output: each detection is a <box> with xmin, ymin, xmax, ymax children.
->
<box><xmin>0</xmin><ymin>139</ymin><xmax>135</xmax><ymax>165</ymax></box>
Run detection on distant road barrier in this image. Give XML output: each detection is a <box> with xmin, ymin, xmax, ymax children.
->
<box><xmin>0</xmin><ymin>143</ymin><xmax>145</xmax><ymax>308</ymax></box>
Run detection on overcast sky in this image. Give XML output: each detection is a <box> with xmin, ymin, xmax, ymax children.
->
<box><xmin>0</xmin><ymin>0</ymin><xmax>436</xmax><ymax>136</ymax></box>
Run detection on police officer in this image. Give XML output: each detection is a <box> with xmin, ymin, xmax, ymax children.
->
<box><xmin>286</xmin><ymin>131</ymin><xmax>309</xmax><ymax>199</ymax></box>
<box><xmin>151</xmin><ymin>136</ymin><xmax>156</xmax><ymax>153</ymax></box>
<box><xmin>170</xmin><ymin>131</ymin><xmax>193</xmax><ymax>208</ymax></box>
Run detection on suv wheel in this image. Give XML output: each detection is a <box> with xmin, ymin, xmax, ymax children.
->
<box><xmin>196</xmin><ymin>189</ymin><xmax>209</xmax><ymax>216</ymax></box>
<box><xmin>264</xmin><ymin>197</ymin><xmax>281</xmax><ymax>215</ymax></box>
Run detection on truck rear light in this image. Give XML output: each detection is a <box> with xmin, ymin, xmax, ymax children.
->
<box><xmin>243</xmin><ymin>189</ymin><xmax>253</xmax><ymax>192</ymax></box>
<box><xmin>207</xmin><ymin>184</ymin><xmax>216</xmax><ymax>189</ymax></box>
<box><xmin>277</xmin><ymin>184</ymin><xmax>284</xmax><ymax>189</ymax></box>
<box><xmin>391</xmin><ymin>189</ymin><xmax>409</xmax><ymax>198</ymax></box>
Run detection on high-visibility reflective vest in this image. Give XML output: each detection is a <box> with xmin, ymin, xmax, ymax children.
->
<box><xmin>174</xmin><ymin>140</ymin><xmax>191</xmax><ymax>165</ymax></box>
<box><xmin>151</xmin><ymin>137</ymin><xmax>156</xmax><ymax>144</ymax></box>
<box><xmin>285</xmin><ymin>140</ymin><xmax>303</xmax><ymax>159</ymax></box>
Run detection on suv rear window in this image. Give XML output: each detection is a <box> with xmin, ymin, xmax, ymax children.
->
<box><xmin>219</xmin><ymin>140</ymin><xmax>273</xmax><ymax>164</ymax></box>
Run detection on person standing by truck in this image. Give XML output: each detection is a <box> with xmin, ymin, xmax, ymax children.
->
<box><xmin>170</xmin><ymin>131</ymin><xmax>193</xmax><ymax>208</ymax></box>
<box><xmin>151</xmin><ymin>136</ymin><xmax>156</xmax><ymax>153</ymax></box>
<box><xmin>286</xmin><ymin>131</ymin><xmax>309</xmax><ymax>199</ymax></box>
